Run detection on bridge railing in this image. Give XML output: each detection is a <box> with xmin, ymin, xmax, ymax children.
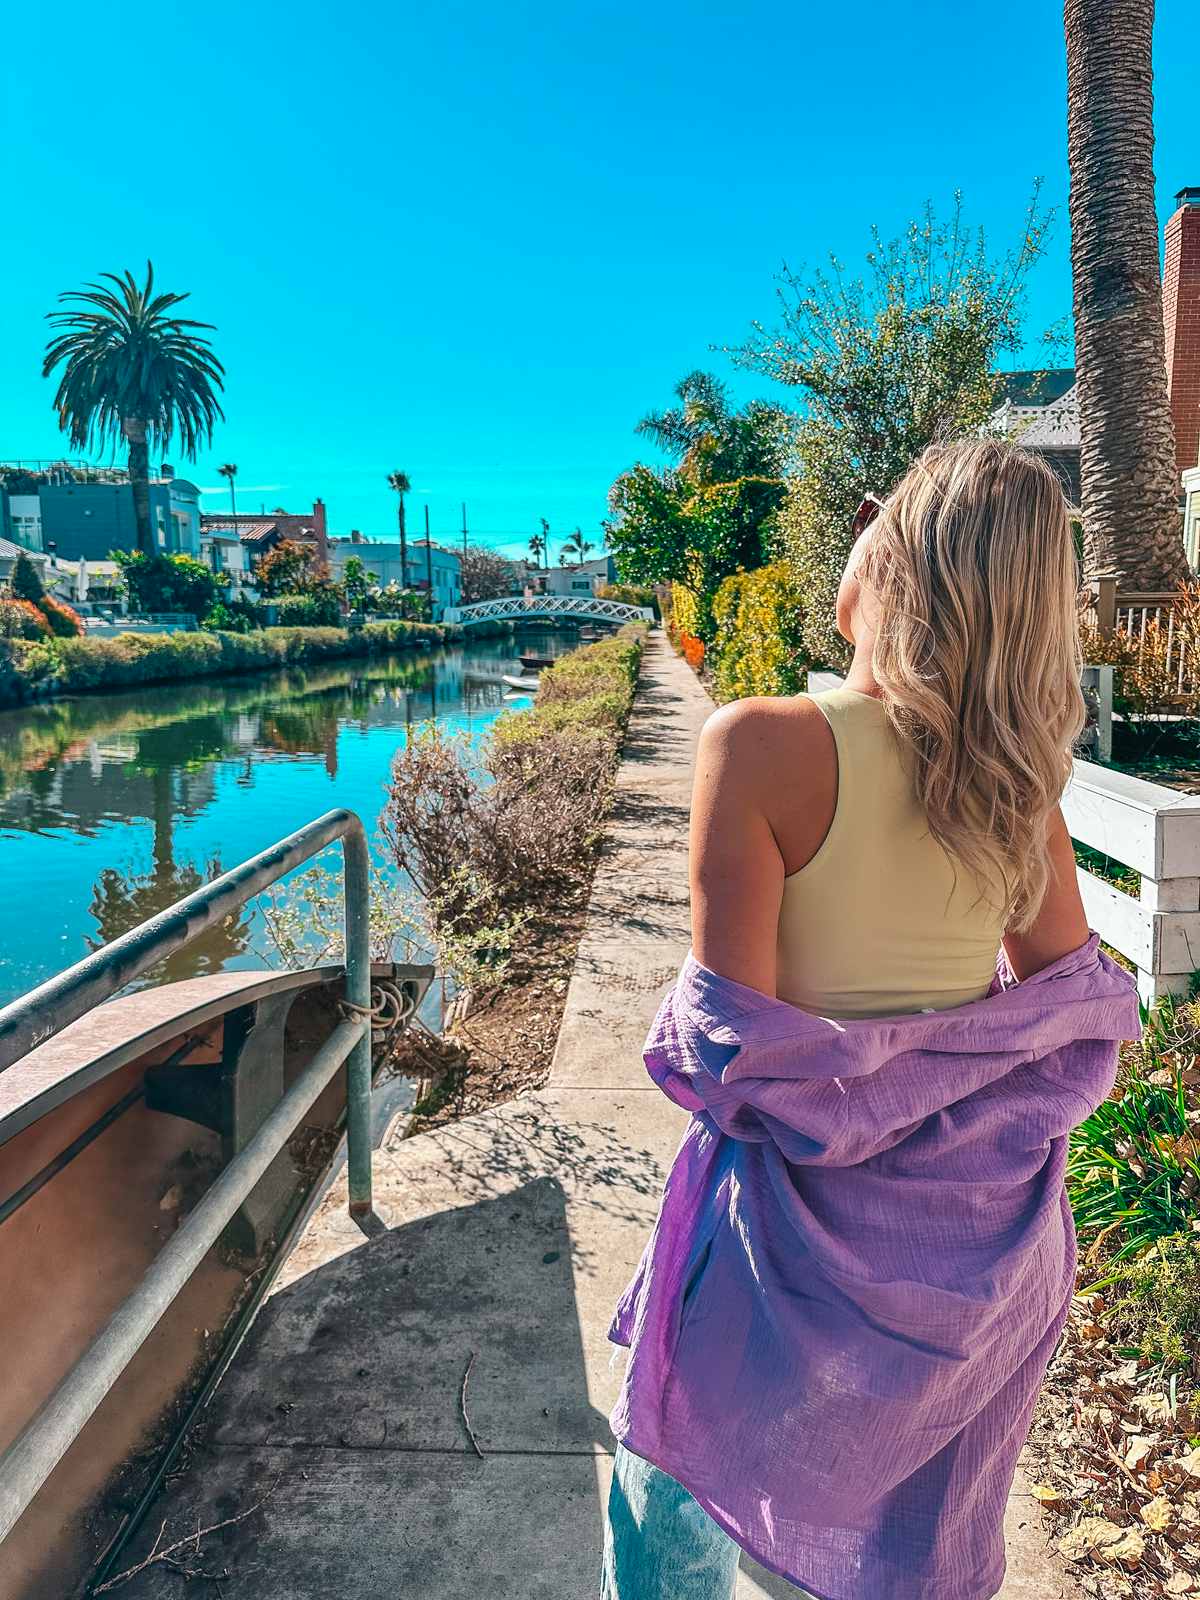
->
<box><xmin>444</xmin><ymin>595</ymin><xmax>655</xmax><ymax>626</ymax></box>
<box><xmin>0</xmin><ymin>808</ymin><xmax>382</xmax><ymax>1545</ymax></box>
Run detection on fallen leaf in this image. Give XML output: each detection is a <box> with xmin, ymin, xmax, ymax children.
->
<box><xmin>158</xmin><ymin>1183</ymin><xmax>183</xmax><ymax>1212</ymax></box>
<box><xmin>1140</xmin><ymin>1495</ymin><xmax>1174</xmax><ymax>1533</ymax></box>
<box><xmin>1060</xmin><ymin>1517</ymin><xmax>1122</xmax><ymax>1562</ymax></box>
<box><xmin>1105</xmin><ymin>1527</ymin><xmax>1145</xmax><ymax>1568</ymax></box>
<box><xmin>1164</xmin><ymin>1573</ymin><xmax>1194</xmax><ymax>1595</ymax></box>
<box><xmin>1030</xmin><ymin>1483</ymin><xmax>1065</xmax><ymax>1507</ymax></box>
<box><xmin>1124</xmin><ymin>1436</ymin><xmax>1156</xmax><ymax>1471</ymax></box>
<box><xmin>1180</xmin><ymin>1446</ymin><xmax>1200</xmax><ymax>1479</ymax></box>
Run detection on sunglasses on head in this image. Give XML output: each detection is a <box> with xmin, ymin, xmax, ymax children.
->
<box><xmin>851</xmin><ymin>494</ymin><xmax>884</xmax><ymax>539</ymax></box>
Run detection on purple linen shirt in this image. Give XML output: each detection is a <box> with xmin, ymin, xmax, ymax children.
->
<box><xmin>608</xmin><ymin>935</ymin><xmax>1141</xmax><ymax>1600</ymax></box>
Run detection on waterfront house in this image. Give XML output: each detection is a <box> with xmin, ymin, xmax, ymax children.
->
<box><xmin>0</xmin><ymin>462</ymin><xmax>201</xmax><ymax>562</ymax></box>
<box><xmin>544</xmin><ymin>553</ymin><xmax>617</xmax><ymax>598</ymax></box>
<box><xmin>198</xmin><ymin>525</ymin><xmax>253</xmax><ymax>596</ymax></box>
<box><xmin>0</xmin><ymin>536</ymin><xmax>50</xmax><ymax>588</ymax></box>
<box><xmin>328</xmin><ymin>534</ymin><xmax>462</xmax><ymax>618</ymax></box>
<box><xmin>988</xmin><ymin>371</ymin><xmax>1083</xmax><ymax>507</ymax></box>
<box><xmin>200</xmin><ymin>498</ymin><xmax>330</xmax><ymax>571</ymax></box>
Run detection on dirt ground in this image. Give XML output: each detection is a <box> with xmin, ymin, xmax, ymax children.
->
<box><xmin>395</xmin><ymin>892</ymin><xmax>592</xmax><ymax>1137</ymax></box>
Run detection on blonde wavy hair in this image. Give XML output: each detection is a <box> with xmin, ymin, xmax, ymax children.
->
<box><xmin>856</xmin><ymin>437</ymin><xmax>1083</xmax><ymax>931</ymax></box>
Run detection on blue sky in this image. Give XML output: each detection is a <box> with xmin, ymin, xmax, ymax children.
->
<box><xmin>1</xmin><ymin>1</ymin><xmax>1194</xmax><ymax>560</ymax></box>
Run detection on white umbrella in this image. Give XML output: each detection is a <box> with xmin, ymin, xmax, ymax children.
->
<box><xmin>76</xmin><ymin>558</ymin><xmax>88</xmax><ymax>602</ymax></box>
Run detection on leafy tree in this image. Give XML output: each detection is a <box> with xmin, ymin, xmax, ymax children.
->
<box><xmin>730</xmin><ymin>192</ymin><xmax>1057</xmax><ymax>663</ymax></box>
<box><xmin>608</xmin><ymin>469</ymin><xmax>777</xmax><ymax>640</ymax></box>
<box><xmin>342</xmin><ymin>554</ymin><xmax>378</xmax><ymax>614</ymax></box>
<box><xmin>11</xmin><ymin>552</ymin><xmax>45</xmax><ymax>603</ymax></box>
<box><xmin>638</xmin><ymin>370</ymin><xmax>792</xmax><ymax>488</ymax></box>
<box><xmin>1065</xmin><ymin>0</ymin><xmax>1188</xmax><ymax>587</ymax></box>
<box><xmin>254</xmin><ymin>537</ymin><xmax>319</xmax><ymax>597</ymax></box>
<box><xmin>607</xmin><ymin>371</ymin><xmax>791</xmax><ymax>640</ymax></box>
<box><xmin>114</xmin><ymin>550</ymin><xmax>223</xmax><ymax>618</ymax></box>
<box><xmin>459</xmin><ymin>545</ymin><xmax>514</xmax><ymax>604</ymax></box>
<box><xmin>42</xmin><ymin>262</ymin><xmax>224</xmax><ymax>556</ymax></box>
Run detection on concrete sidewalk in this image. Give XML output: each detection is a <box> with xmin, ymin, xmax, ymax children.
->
<box><xmin>112</xmin><ymin>633</ymin><xmax>1073</xmax><ymax>1599</ymax></box>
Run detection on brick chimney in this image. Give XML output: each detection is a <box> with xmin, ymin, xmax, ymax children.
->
<box><xmin>1164</xmin><ymin>187</ymin><xmax>1200</xmax><ymax>477</ymax></box>
<box><xmin>311</xmin><ymin>497</ymin><xmax>329</xmax><ymax>565</ymax></box>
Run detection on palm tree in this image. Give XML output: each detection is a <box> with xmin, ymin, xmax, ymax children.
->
<box><xmin>528</xmin><ymin>531</ymin><xmax>546</xmax><ymax>567</ymax></box>
<box><xmin>388</xmin><ymin>470</ymin><xmax>411</xmax><ymax>587</ymax></box>
<box><xmin>1065</xmin><ymin>0</ymin><xmax>1188</xmax><ymax>586</ymax></box>
<box><xmin>637</xmin><ymin>370</ymin><xmax>790</xmax><ymax>489</ymax></box>
<box><xmin>43</xmin><ymin>263</ymin><xmax>224</xmax><ymax>557</ymax></box>
<box><xmin>218</xmin><ymin>461</ymin><xmax>238</xmax><ymax>533</ymax></box>
<box><xmin>563</xmin><ymin>527</ymin><xmax>594</xmax><ymax>564</ymax></box>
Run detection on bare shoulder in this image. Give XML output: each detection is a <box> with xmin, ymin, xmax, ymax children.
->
<box><xmin>696</xmin><ymin>695</ymin><xmax>837</xmax><ymax>877</ymax></box>
<box><xmin>698</xmin><ymin>694</ymin><xmax>830</xmax><ymax>772</ymax></box>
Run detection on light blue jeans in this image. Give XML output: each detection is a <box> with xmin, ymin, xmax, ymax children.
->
<box><xmin>601</xmin><ymin>1442</ymin><xmax>741</xmax><ymax>1599</ymax></box>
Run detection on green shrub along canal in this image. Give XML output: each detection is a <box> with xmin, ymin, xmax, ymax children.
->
<box><xmin>0</xmin><ymin>629</ymin><xmax>568</xmax><ymax>1007</ymax></box>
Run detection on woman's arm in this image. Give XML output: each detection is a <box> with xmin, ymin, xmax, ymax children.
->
<box><xmin>1001</xmin><ymin>806</ymin><xmax>1089</xmax><ymax>980</ymax></box>
<box><xmin>689</xmin><ymin>701</ymin><xmax>787</xmax><ymax>994</ymax></box>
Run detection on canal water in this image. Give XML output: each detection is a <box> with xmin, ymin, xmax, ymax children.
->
<box><xmin>0</xmin><ymin>630</ymin><xmax>566</xmax><ymax>1008</ymax></box>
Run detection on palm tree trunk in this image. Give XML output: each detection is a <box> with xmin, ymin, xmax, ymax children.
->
<box><xmin>398</xmin><ymin>495</ymin><xmax>408</xmax><ymax>590</ymax></box>
<box><xmin>124</xmin><ymin>418</ymin><xmax>154</xmax><ymax>556</ymax></box>
<box><xmin>1065</xmin><ymin>0</ymin><xmax>1188</xmax><ymax>587</ymax></box>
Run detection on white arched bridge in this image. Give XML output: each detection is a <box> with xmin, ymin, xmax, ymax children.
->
<box><xmin>443</xmin><ymin>594</ymin><xmax>655</xmax><ymax>627</ymax></box>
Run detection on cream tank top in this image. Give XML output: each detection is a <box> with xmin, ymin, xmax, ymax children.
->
<box><xmin>776</xmin><ymin>689</ymin><xmax>1006</xmax><ymax>1019</ymax></box>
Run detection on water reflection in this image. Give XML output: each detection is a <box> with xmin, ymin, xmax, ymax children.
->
<box><xmin>0</xmin><ymin>632</ymin><xmax>563</xmax><ymax>1004</ymax></box>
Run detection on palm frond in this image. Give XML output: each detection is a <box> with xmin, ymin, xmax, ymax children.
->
<box><xmin>42</xmin><ymin>260</ymin><xmax>225</xmax><ymax>458</ymax></box>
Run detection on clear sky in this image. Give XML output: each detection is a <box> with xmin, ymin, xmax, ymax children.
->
<box><xmin>1</xmin><ymin>1</ymin><xmax>1194</xmax><ymax>560</ymax></box>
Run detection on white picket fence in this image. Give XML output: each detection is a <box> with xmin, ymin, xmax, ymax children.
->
<box><xmin>809</xmin><ymin>670</ymin><xmax>1200</xmax><ymax>1004</ymax></box>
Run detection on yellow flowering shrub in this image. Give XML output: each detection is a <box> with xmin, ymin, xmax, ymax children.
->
<box><xmin>709</xmin><ymin>562</ymin><xmax>809</xmax><ymax>701</ymax></box>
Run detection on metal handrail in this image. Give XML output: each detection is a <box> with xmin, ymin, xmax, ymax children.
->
<box><xmin>0</xmin><ymin>807</ymin><xmax>378</xmax><ymax>1545</ymax></box>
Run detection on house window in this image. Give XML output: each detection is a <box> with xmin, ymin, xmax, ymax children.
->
<box><xmin>10</xmin><ymin>515</ymin><xmax>43</xmax><ymax>551</ymax></box>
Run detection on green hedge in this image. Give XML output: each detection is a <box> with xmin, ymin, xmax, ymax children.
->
<box><xmin>490</xmin><ymin>624</ymin><xmax>647</xmax><ymax>754</ymax></box>
<box><xmin>709</xmin><ymin>561</ymin><xmax>810</xmax><ymax>701</ymax></box>
<box><xmin>0</xmin><ymin>619</ymin><xmax>452</xmax><ymax>708</ymax></box>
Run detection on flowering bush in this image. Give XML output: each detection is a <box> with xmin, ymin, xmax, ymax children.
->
<box><xmin>37</xmin><ymin>595</ymin><xmax>85</xmax><ymax>638</ymax></box>
<box><xmin>1081</xmin><ymin>585</ymin><xmax>1200</xmax><ymax>709</ymax></box>
<box><xmin>664</xmin><ymin>583</ymin><xmax>706</xmax><ymax>669</ymax></box>
<box><xmin>0</xmin><ymin>598</ymin><xmax>51</xmax><ymax>639</ymax></box>
<box><xmin>709</xmin><ymin>561</ymin><xmax>808</xmax><ymax>701</ymax></box>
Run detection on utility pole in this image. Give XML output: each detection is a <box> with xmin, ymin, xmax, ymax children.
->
<box><xmin>424</xmin><ymin>504</ymin><xmax>434</xmax><ymax>618</ymax></box>
<box><xmin>540</xmin><ymin>516</ymin><xmax>550</xmax><ymax>569</ymax></box>
<box><xmin>461</xmin><ymin>502</ymin><xmax>468</xmax><ymax>557</ymax></box>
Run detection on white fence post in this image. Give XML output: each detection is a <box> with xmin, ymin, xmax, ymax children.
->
<box><xmin>1062</xmin><ymin>761</ymin><xmax>1200</xmax><ymax>1006</ymax></box>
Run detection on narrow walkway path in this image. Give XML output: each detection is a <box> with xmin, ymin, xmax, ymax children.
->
<box><xmin>114</xmin><ymin>634</ymin><xmax>1075</xmax><ymax>1599</ymax></box>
